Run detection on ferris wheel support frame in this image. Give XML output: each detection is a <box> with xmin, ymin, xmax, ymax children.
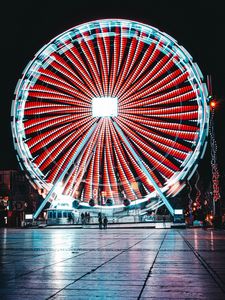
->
<box><xmin>113</xmin><ymin>121</ymin><xmax>175</xmax><ymax>216</ymax></box>
<box><xmin>33</xmin><ymin>122</ymin><xmax>98</xmax><ymax>219</ymax></box>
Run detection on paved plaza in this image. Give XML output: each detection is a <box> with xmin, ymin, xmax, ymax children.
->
<box><xmin>0</xmin><ymin>227</ymin><xmax>225</xmax><ymax>299</ymax></box>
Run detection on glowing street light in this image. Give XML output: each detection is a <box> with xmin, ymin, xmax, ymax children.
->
<box><xmin>210</xmin><ymin>99</ymin><xmax>216</xmax><ymax>109</ymax></box>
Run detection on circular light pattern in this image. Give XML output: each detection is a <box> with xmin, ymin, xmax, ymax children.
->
<box><xmin>11</xmin><ymin>19</ymin><xmax>209</xmax><ymax>207</ymax></box>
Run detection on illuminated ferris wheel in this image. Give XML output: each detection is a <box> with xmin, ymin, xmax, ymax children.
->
<box><xmin>11</xmin><ymin>19</ymin><xmax>209</xmax><ymax>217</ymax></box>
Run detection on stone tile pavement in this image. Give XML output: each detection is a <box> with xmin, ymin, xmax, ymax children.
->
<box><xmin>0</xmin><ymin>227</ymin><xmax>225</xmax><ymax>299</ymax></box>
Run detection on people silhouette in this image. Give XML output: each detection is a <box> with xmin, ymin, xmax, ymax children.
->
<box><xmin>103</xmin><ymin>216</ymin><xmax>108</xmax><ymax>229</ymax></box>
<box><xmin>98</xmin><ymin>213</ymin><xmax>103</xmax><ymax>229</ymax></box>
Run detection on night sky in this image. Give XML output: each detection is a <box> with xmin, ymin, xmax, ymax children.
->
<box><xmin>1</xmin><ymin>0</ymin><xmax>224</xmax><ymax>199</ymax></box>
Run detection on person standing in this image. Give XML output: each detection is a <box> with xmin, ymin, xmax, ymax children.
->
<box><xmin>87</xmin><ymin>212</ymin><xmax>90</xmax><ymax>224</ymax></box>
<box><xmin>98</xmin><ymin>213</ymin><xmax>103</xmax><ymax>229</ymax></box>
<box><xmin>81</xmin><ymin>212</ymin><xmax>85</xmax><ymax>225</ymax></box>
<box><xmin>103</xmin><ymin>216</ymin><xmax>108</xmax><ymax>229</ymax></box>
<box><xmin>84</xmin><ymin>212</ymin><xmax>88</xmax><ymax>224</ymax></box>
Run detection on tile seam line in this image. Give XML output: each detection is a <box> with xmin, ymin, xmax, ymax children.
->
<box><xmin>4</xmin><ymin>239</ymin><xmax>118</xmax><ymax>284</ymax></box>
<box><xmin>46</xmin><ymin>231</ymin><xmax>155</xmax><ymax>299</ymax></box>
<box><xmin>178</xmin><ymin>230</ymin><xmax>225</xmax><ymax>294</ymax></box>
<box><xmin>5</xmin><ymin>251</ymin><xmax>88</xmax><ymax>283</ymax></box>
<box><xmin>6</xmin><ymin>236</ymin><xmax>120</xmax><ymax>282</ymax></box>
<box><xmin>137</xmin><ymin>230</ymin><xmax>168</xmax><ymax>300</ymax></box>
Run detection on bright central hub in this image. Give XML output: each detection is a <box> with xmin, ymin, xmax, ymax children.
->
<box><xmin>92</xmin><ymin>97</ymin><xmax>118</xmax><ymax>117</ymax></box>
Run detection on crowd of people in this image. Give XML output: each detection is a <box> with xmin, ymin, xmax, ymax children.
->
<box><xmin>80</xmin><ymin>212</ymin><xmax>90</xmax><ymax>225</ymax></box>
<box><xmin>98</xmin><ymin>213</ymin><xmax>108</xmax><ymax>229</ymax></box>
<box><xmin>80</xmin><ymin>211</ymin><xmax>108</xmax><ymax>229</ymax></box>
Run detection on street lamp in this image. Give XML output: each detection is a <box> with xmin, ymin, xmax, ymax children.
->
<box><xmin>210</xmin><ymin>100</ymin><xmax>216</xmax><ymax>108</ymax></box>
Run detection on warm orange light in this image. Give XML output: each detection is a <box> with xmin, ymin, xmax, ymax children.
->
<box><xmin>210</xmin><ymin>100</ymin><xmax>216</xmax><ymax>108</ymax></box>
<box><xmin>209</xmin><ymin>215</ymin><xmax>213</xmax><ymax>220</ymax></box>
<box><xmin>131</xmin><ymin>182</ymin><xmax>138</xmax><ymax>189</ymax></box>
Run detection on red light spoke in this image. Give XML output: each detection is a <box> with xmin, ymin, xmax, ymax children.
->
<box><xmin>47</xmin><ymin>143</ymin><xmax>77</xmax><ymax>184</ymax></box>
<box><xmin>113</xmin><ymin>34</ymin><xmax>138</xmax><ymax>97</ymax></box>
<box><xmin>68</xmin><ymin>120</ymin><xmax>100</xmax><ymax>199</ymax></box>
<box><xmin>24</xmin><ymin>113</ymin><xmax>92</xmax><ymax>135</ymax></box>
<box><xmin>119</xmin><ymin>52</ymin><xmax>171</xmax><ymax>101</ymax></box>
<box><xmin>50</xmin><ymin>52</ymin><xmax>78</xmax><ymax>76</ymax></box>
<box><xmin>105</xmin><ymin>120</ymin><xmax>119</xmax><ymax>201</ymax></box>
<box><xmin>48</xmin><ymin>56</ymin><xmax>91</xmax><ymax>102</ymax></box>
<box><xmin>115</xmin><ymin>135</ymin><xmax>159</xmax><ymax>191</ymax></box>
<box><xmin>95</xmin><ymin>28</ymin><xmax>109</xmax><ymax>95</ymax></box>
<box><xmin>64</xmin><ymin>155</ymin><xmax>83</xmax><ymax>197</ymax></box>
<box><xmin>27</xmin><ymin>91</ymin><xmax>80</xmax><ymax>106</ymax></box>
<box><xmin>79</xmin><ymin>36</ymin><xmax>104</xmax><ymax>96</ymax></box>
<box><xmin>36</xmin><ymin>132</ymin><xmax>77</xmax><ymax>170</ymax></box>
<box><xmin>115</xmin><ymin>119</ymin><xmax>177</xmax><ymax>178</ymax></box>
<box><xmin>101</xmin><ymin>27</ymin><xmax>111</xmax><ymax>74</ymax></box>
<box><xmin>34</xmin><ymin>120</ymin><xmax>95</xmax><ymax>169</ymax></box>
<box><xmin>64</xmin><ymin>44</ymin><xmax>100</xmax><ymax>96</ymax></box>
<box><xmin>149</xmin><ymin>54</ymin><xmax>178</xmax><ymax>83</ymax></box>
<box><xmin>118</xmin><ymin>42</ymin><xmax>155</xmax><ymax>97</ymax></box>
<box><xmin>130</xmin><ymin>154</ymin><xmax>160</xmax><ymax>191</ymax></box>
<box><xmin>109</xmin><ymin>26</ymin><xmax>120</xmax><ymax>96</ymax></box>
<box><xmin>83</xmin><ymin>155</ymin><xmax>95</xmax><ymax>201</ymax></box>
<box><xmin>25</xmin><ymin>103</ymin><xmax>90</xmax><ymax>116</ymax></box>
<box><xmin>121</xmin><ymin>69</ymin><xmax>186</xmax><ymax>105</ymax></box>
<box><xmin>114</xmin><ymin>150</ymin><xmax>137</xmax><ymax>200</ymax></box>
<box><xmin>118</xmin><ymin>27</ymin><xmax>128</xmax><ymax>73</ymax></box>
<box><xmin>37</xmin><ymin>75</ymin><xmax>90</xmax><ymax>102</ymax></box>
<box><xmin>68</xmin><ymin>122</ymin><xmax>103</xmax><ymax>196</ymax></box>
<box><xmin>28</xmin><ymin>85</ymin><xmax>89</xmax><ymax>106</ymax></box>
<box><xmin>109</xmin><ymin>121</ymin><xmax>142</xmax><ymax>199</ymax></box>
<box><xmin>126</xmin><ymin>31</ymin><xmax>145</xmax><ymax>75</ymax></box>
<box><xmin>103</xmin><ymin>151</ymin><xmax>113</xmax><ymax>199</ymax></box>
<box><xmin>119</xmin><ymin>114</ymin><xmax>198</xmax><ymax>132</ymax></box>
<box><xmin>37</xmin><ymin>67</ymin><xmax>94</xmax><ymax>100</ymax></box>
<box><xmin>26</xmin><ymin>122</ymin><xmax>72</xmax><ymax>149</ymax></box>
<box><xmin>112</xmin><ymin>28</ymin><xmax>128</xmax><ymax>96</ymax></box>
<box><xmin>120</xmin><ymin>105</ymin><xmax>198</xmax><ymax>116</ymax></box>
<box><xmin>118</xmin><ymin>40</ymin><xmax>162</xmax><ymax>102</ymax></box>
<box><xmin>92</xmin><ymin>120</ymin><xmax>106</xmax><ymax>204</ymax></box>
<box><xmin>28</xmin><ymin>118</ymin><xmax>93</xmax><ymax>153</ymax></box>
<box><xmin>125</xmin><ymin>114</ymin><xmax>198</xmax><ymax>141</ymax></box>
<box><xmin>143</xmin><ymin>53</ymin><xmax>172</xmax><ymax>84</ymax></box>
<box><xmin>117</xmin><ymin>116</ymin><xmax>189</xmax><ymax>159</ymax></box>
<box><xmin>148</xmin><ymin>124</ymin><xmax>198</xmax><ymax>140</ymax></box>
<box><xmin>121</xmin><ymin>86</ymin><xmax>195</xmax><ymax>109</ymax></box>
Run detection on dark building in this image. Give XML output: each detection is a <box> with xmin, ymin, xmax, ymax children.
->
<box><xmin>0</xmin><ymin>170</ymin><xmax>41</xmax><ymax>227</ymax></box>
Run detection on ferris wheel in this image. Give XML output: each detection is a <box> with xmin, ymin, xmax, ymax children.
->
<box><xmin>11</xmin><ymin>19</ymin><xmax>209</xmax><ymax>218</ymax></box>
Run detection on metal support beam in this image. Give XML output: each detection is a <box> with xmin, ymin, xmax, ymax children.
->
<box><xmin>113</xmin><ymin>121</ymin><xmax>174</xmax><ymax>216</ymax></box>
<box><xmin>33</xmin><ymin>123</ymin><xmax>98</xmax><ymax>219</ymax></box>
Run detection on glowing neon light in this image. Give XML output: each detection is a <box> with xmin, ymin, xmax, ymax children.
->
<box><xmin>11</xmin><ymin>19</ymin><xmax>209</xmax><ymax>214</ymax></box>
<box><xmin>92</xmin><ymin>97</ymin><xmax>118</xmax><ymax>117</ymax></box>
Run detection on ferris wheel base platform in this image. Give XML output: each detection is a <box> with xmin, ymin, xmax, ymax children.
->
<box><xmin>37</xmin><ymin>222</ymin><xmax>186</xmax><ymax>229</ymax></box>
